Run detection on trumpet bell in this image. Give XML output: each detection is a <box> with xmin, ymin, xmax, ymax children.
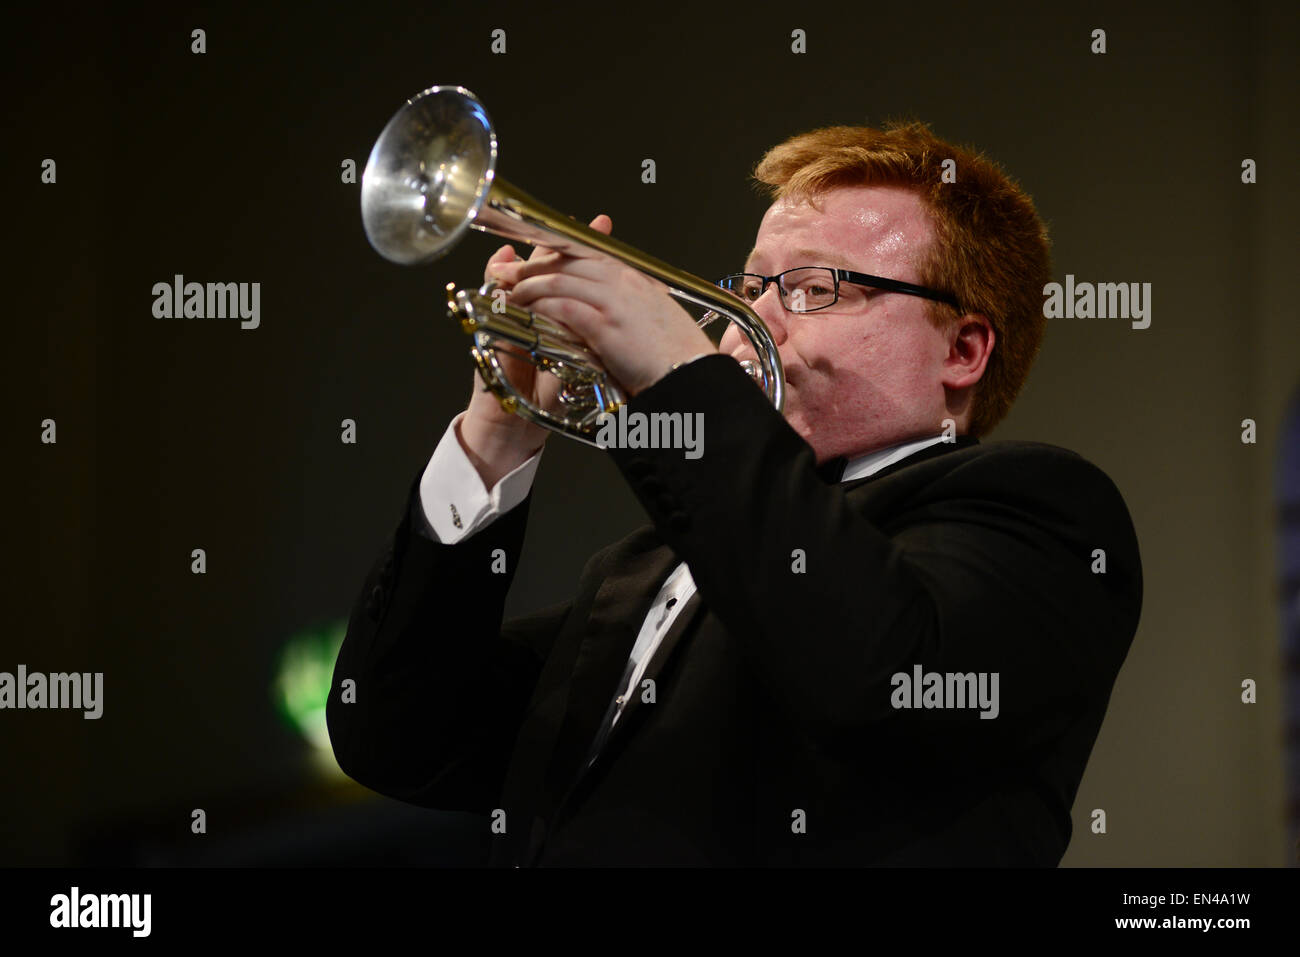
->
<box><xmin>361</xmin><ymin>86</ymin><xmax>498</xmax><ymax>266</ymax></box>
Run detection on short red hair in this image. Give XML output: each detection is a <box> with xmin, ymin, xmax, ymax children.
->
<box><xmin>753</xmin><ymin>121</ymin><xmax>1051</xmax><ymax>436</ymax></box>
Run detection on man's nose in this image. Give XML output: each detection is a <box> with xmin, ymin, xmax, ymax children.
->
<box><xmin>750</xmin><ymin>286</ymin><xmax>789</xmax><ymax>345</ymax></box>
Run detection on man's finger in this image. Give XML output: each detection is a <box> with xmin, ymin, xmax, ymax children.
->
<box><xmin>484</xmin><ymin>244</ymin><xmax>517</xmax><ymax>283</ymax></box>
<box><xmin>504</xmin><ymin>253</ymin><xmax>616</xmax><ymax>284</ymax></box>
<box><xmin>487</xmin><ymin>215</ymin><xmax>612</xmax><ymax>284</ymax></box>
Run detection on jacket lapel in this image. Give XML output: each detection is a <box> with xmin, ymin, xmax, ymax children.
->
<box><xmin>540</xmin><ymin>535</ymin><xmax>680</xmax><ymax>808</ymax></box>
<box><xmin>549</xmin><ymin>585</ymin><xmax>705</xmax><ymax>827</ymax></box>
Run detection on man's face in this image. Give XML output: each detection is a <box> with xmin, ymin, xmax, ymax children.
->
<box><xmin>719</xmin><ymin>185</ymin><xmax>956</xmax><ymax>463</ymax></box>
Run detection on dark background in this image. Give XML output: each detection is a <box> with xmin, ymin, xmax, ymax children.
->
<box><xmin>6</xmin><ymin>0</ymin><xmax>1297</xmax><ymax>865</ymax></box>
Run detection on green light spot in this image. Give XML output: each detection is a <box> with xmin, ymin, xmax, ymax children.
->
<box><xmin>274</xmin><ymin>620</ymin><xmax>346</xmax><ymax>757</ymax></box>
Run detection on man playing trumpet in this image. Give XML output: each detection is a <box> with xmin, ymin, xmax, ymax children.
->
<box><xmin>328</xmin><ymin>120</ymin><xmax>1142</xmax><ymax>866</ymax></box>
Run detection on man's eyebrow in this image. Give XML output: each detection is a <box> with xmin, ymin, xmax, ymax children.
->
<box><xmin>743</xmin><ymin>247</ymin><xmax>859</xmax><ymax>272</ymax></box>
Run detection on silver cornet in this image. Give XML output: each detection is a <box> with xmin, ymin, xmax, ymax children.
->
<box><xmin>359</xmin><ymin>85</ymin><xmax>784</xmax><ymax>447</ymax></box>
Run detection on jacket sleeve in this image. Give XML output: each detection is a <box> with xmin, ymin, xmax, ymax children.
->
<box><xmin>326</xmin><ymin>463</ymin><xmax>569</xmax><ymax>814</ymax></box>
<box><xmin>606</xmin><ymin>354</ymin><xmax>1144</xmax><ymax>754</ymax></box>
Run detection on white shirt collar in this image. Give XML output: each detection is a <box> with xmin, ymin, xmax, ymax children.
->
<box><xmin>839</xmin><ymin>433</ymin><xmax>952</xmax><ymax>483</ymax></box>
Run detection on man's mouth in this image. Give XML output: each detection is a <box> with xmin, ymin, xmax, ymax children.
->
<box><xmin>732</xmin><ymin>350</ymin><xmax>795</xmax><ymax>387</ymax></box>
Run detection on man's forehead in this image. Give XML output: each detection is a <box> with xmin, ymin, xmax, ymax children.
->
<box><xmin>745</xmin><ymin>186</ymin><xmax>931</xmax><ymax>269</ymax></box>
<box><xmin>743</xmin><ymin>245</ymin><xmax>860</xmax><ymax>270</ymax></box>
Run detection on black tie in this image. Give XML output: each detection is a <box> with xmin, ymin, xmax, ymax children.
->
<box><xmin>583</xmin><ymin>656</ymin><xmax>637</xmax><ymax>769</ymax></box>
<box><xmin>585</xmin><ymin>597</ymin><xmax>681</xmax><ymax>769</ymax></box>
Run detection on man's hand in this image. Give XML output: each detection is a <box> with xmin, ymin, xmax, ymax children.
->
<box><xmin>491</xmin><ymin>214</ymin><xmax>717</xmax><ymax>396</ymax></box>
<box><xmin>458</xmin><ymin>234</ymin><xmax>574</xmax><ymax>488</ymax></box>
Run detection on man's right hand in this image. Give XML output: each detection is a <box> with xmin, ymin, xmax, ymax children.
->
<box><xmin>457</xmin><ymin>216</ymin><xmax>613</xmax><ymax>488</ymax></box>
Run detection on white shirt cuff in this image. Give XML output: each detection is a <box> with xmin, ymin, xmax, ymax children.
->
<box><xmin>418</xmin><ymin>412</ymin><xmax>543</xmax><ymax>544</ymax></box>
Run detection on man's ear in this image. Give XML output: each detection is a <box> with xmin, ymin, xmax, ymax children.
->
<box><xmin>941</xmin><ymin>315</ymin><xmax>994</xmax><ymax>391</ymax></box>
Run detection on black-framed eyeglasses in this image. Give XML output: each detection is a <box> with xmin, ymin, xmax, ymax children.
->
<box><xmin>717</xmin><ymin>267</ymin><xmax>961</xmax><ymax>314</ymax></box>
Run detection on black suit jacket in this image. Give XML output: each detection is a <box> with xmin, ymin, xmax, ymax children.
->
<box><xmin>327</xmin><ymin>354</ymin><xmax>1143</xmax><ymax>866</ymax></box>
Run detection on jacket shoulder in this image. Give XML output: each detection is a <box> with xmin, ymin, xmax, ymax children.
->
<box><xmin>913</xmin><ymin>439</ymin><xmax>1129</xmax><ymax>496</ymax></box>
<box><xmin>870</xmin><ymin>439</ymin><xmax>1141</xmax><ymax>557</ymax></box>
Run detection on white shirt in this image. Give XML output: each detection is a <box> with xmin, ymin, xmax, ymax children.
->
<box><xmin>417</xmin><ymin>413</ymin><xmax>949</xmax><ymax>764</ymax></box>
